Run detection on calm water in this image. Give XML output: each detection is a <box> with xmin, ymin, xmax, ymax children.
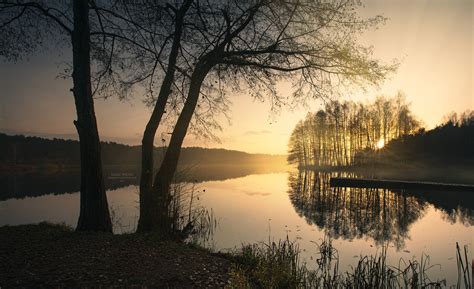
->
<box><xmin>0</xmin><ymin>169</ymin><xmax>472</xmax><ymax>286</ymax></box>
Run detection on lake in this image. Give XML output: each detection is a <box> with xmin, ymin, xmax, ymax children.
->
<box><xmin>0</xmin><ymin>168</ymin><xmax>472</xmax><ymax>286</ymax></box>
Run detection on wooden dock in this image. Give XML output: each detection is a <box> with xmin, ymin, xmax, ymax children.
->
<box><xmin>330</xmin><ymin>177</ymin><xmax>474</xmax><ymax>192</ymax></box>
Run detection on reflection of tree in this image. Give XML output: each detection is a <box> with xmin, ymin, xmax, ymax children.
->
<box><xmin>403</xmin><ymin>188</ymin><xmax>474</xmax><ymax>227</ymax></box>
<box><xmin>288</xmin><ymin>171</ymin><xmax>427</xmax><ymax>249</ymax></box>
<box><xmin>441</xmin><ymin>207</ymin><xmax>474</xmax><ymax>227</ymax></box>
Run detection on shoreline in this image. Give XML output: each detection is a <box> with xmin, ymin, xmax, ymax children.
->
<box><xmin>330</xmin><ymin>176</ymin><xmax>474</xmax><ymax>191</ymax></box>
<box><xmin>297</xmin><ymin>163</ymin><xmax>474</xmax><ymax>185</ymax></box>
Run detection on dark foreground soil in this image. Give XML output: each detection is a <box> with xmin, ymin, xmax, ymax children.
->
<box><xmin>0</xmin><ymin>223</ymin><xmax>231</xmax><ymax>288</ymax></box>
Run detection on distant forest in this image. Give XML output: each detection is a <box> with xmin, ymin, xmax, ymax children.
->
<box><xmin>357</xmin><ymin>111</ymin><xmax>474</xmax><ymax>166</ymax></box>
<box><xmin>0</xmin><ymin>133</ymin><xmax>285</xmax><ymax>170</ymax></box>
<box><xmin>288</xmin><ymin>94</ymin><xmax>474</xmax><ymax>169</ymax></box>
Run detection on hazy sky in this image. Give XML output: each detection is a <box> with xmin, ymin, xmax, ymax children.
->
<box><xmin>0</xmin><ymin>0</ymin><xmax>472</xmax><ymax>154</ymax></box>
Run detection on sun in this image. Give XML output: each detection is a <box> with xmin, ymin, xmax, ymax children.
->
<box><xmin>376</xmin><ymin>139</ymin><xmax>385</xmax><ymax>149</ymax></box>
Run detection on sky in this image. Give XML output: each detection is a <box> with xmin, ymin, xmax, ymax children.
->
<box><xmin>0</xmin><ymin>0</ymin><xmax>472</xmax><ymax>154</ymax></box>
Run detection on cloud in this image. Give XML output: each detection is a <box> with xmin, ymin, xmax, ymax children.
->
<box><xmin>243</xmin><ymin>130</ymin><xmax>271</xmax><ymax>136</ymax></box>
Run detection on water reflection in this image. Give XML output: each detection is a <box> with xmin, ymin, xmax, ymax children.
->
<box><xmin>0</xmin><ymin>164</ymin><xmax>287</xmax><ymax>201</ymax></box>
<box><xmin>0</xmin><ymin>171</ymin><xmax>472</xmax><ymax>285</ymax></box>
<box><xmin>0</xmin><ymin>169</ymin><xmax>136</xmax><ymax>201</ymax></box>
<box><xmin>288</xmin><ymin>171</ymin><xmax>474</xmax><ymax>249</ymax></box>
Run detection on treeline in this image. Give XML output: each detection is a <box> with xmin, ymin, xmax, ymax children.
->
<box><xmin>288</xmin><ymin>93</ymin><xmax>420</xmax><ymax>167</ymax></box>
<box><xmin>0</xmin><ymin>134</ymin><xmax>139</xmax><ymax>167</ymax></box>
<box><xmin>356</xmin><ymin>111</ymin><xmax>474</xmax><ymax>166</ymax></box>
<box><xmin>0</xmin><ymin>133</ymin><xmax>285</xmax><ymax>169</ymax></box>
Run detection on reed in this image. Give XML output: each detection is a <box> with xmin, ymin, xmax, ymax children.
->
<box><xmin>166</xmin><ymin>179</ymin><xmax>217</xmax><ymax>241</ymax></box>
<box><xmin>228</xmin><ymin>236</ymin><xmax>470</xmax><ymax>289</ymax></box>
<box><xmin>456</xmin><ymin>242</ymin><xmax>472</xmax><ymax>289</ymax></box>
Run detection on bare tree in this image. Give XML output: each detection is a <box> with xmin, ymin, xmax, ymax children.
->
<box><xmin>135</xmin><ymin>0</ymin><xmax>194</xmax><ymax>232</ymax></box>
<box><xmin>0</xmin><ymin>0</ymin><xmax>153</xmax><ymax>232</ymax></box>
<box><xmin>123</xmin><ymin>0</ymin><xmax>397</xmax><ymax>232</ymax></box>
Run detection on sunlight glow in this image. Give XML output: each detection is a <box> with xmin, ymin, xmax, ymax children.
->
<box><xmin>376</xmin><ymin>139</ymin><xmax>385</xmax><ymax>149</ymax></box>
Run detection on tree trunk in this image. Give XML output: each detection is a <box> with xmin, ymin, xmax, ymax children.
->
<box><xmin>137</xmin><ymin>51</ymin><xmax>178</xmax><ymax>232</ymax></box>
<box><xmin>73</xmin><ymin>0</ymin><xmax>112</xmax><ymax>232</ymax></box>
<box><xmin>137</xmin><ymin>103</ymin><xmax>166</xmax><ymax>232</ymax></box>
<box><xmin>137</xmin><ymin>0</ymin><xmax>192</xmax><ymax>233</ymax></box>
<box><xmin>140</xmin><ymin>64</ymin><xmax>209</xmax><ymax>232</ymax></box>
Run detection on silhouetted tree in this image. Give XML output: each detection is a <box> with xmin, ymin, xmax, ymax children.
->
<box><xmin>136</xmin><ymin>0</ymin><xmax>194</xmax><ymax>233</ymax></box>
<box><xmin>0</xmin><ymin>1</ymin><xmax>151</xmax><ymax>232</ymax></box>
<box><xmin>123</xmin><ymin>0</ymin><xmax>396</xmax><ymax>233</ymax></box>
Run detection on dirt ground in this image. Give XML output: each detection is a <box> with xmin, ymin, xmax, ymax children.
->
<box><xmin>0</xmin><ymin>223</ymin><xmax>231</xmax><ymax>288</ymax></box>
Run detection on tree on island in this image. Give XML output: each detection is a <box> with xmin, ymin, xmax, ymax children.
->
<box><xmin>287</xmin><ymin>93</ymin><xmax>420</xmax><ymax>167</ymax></box>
